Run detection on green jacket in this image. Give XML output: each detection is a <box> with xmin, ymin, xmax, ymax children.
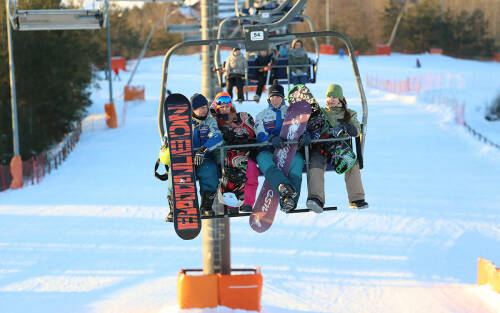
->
<box><xmin>320</xmin><ymin>106</ymin><xmax>361</xmax><ymax>137</ymax></box>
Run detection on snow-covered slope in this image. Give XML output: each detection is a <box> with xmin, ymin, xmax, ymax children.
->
<box><xmin>1</xmin><ymin>53</ymin><xmax>499</xmax><ymax>313</ymax></box>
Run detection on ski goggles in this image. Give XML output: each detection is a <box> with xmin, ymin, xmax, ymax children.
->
<box><xmin>215</xmin><ymin>96</ymin><xmax>232</xmax><ymax>109</ymax></box>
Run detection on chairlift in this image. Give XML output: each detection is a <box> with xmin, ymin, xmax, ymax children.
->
<box><xmin>157</xmin><ymin>12</ymin><xmax>368</xmax><ymax>219</ymax></box>
<box><xmin>214</xmin><ymin>0</ymin><xmax>319</xmax><ymax>101</ymax></box>
<box><xmin>7</xmin><ymin>0</ymin><xmax>106</xmax><ymax>31</ymax></box>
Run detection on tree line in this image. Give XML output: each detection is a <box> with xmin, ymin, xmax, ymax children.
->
<box><xmin>0</xmin><ymin>1</ymin><xmax>182</xmax><ymax>165</ymax></box>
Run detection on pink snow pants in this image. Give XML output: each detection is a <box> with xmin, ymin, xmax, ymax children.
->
<box><xmin>243</xmin><ymin>158</ymin><xmax>259</xmax><ymax>206</ymax></box>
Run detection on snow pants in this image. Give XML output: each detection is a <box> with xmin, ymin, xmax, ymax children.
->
<box><xmin>256</xmin><ymin>150</ymin><xmax>304</xmax><ymax>202</ymax></box>
<box><xmin>243</xmin><ymin>158</ymin><xmax>259</xmax><ymax>206</ymax></box>
<box><xmin>227</xmin><ymin>76</ymin><xmax>244</xmax><ymax>101</ymax></box>
<box><xmin>307</xmin><ymin>148</ymin><xmax>365</xmax><ymax>205</ymax></box>
<box><xmin>290</xmin><ymin>74</ymin><xmax>308</xmax><ymax>85</ymax></box>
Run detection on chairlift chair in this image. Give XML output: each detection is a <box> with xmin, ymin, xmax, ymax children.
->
<box><xmin>158</xmin><ymin>28</ymin><xmax>368</xmax><ymax>219</ymax></box>
<box><xmin>214</xmin><ymin>0</ymin><xmax>319</xmax><ymax>101</ymax></box>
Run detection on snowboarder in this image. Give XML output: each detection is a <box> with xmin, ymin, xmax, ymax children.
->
<box><xmin>305</xmin><ymin>84</ymin><xmax>368</xmax><ymax>212</ymax></box>
<box><xmin>288</xmin><ymin>39</ymin><xmax>309</xmax><ymax>85</ymax></box>
<box><xmin>161</xmin><ymin>93</ymin><xmax>223</xmax><ymax>221</ymax></box>
<box><xmin>254</xmin><ymin>80</ymin><xmax>305</xmax><ymax>212</ymax></box>
<box><xmin>225</xmin><ymin>48</ymin><xmax>246</xmax><ymax>103</ymax></box>
<box><xmin>211</xmin><ymin>92</ymin><xmax>259</xmax><ymax>213</ymax></box>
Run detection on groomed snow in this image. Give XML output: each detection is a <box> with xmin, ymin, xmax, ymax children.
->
<box><xmin>1</xmin><ymin>52</ymin><xmax>499</xmax><ymax>313</ymax></box>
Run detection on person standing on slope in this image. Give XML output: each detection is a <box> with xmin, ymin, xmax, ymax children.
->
<box><xmin>254</xmin><ymin>80</ymin><xmax>304</xmax><ymax>212</ymax></box>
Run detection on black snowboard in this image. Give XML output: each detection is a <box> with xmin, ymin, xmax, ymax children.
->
<box><xmin>164</xmin><ymin>93</ymin><xmax>201</xmax><ymax>240</ymax></box>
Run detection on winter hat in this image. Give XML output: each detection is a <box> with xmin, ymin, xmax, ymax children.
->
<box><xmin>213</xmin><ymin>91</ymin><xmax>233</xmax><ymax>108</ymax></box>
<box><xmin>190</xmin><ymin>93</ymin><xmax>209</xmax><ymax>110</ymax></box>
<box><xmin>232</xmin><ymin>47</ymin><xmax>240</xmax><ymax>53</ymax></box>
<box><xmin>326</xmin><ymin>84</ymin><xmax>343</xmax><ymax>99</ymax></box>
<box><xmin>268</xmin><ymin>80</ymin><xmax>285</xmax><ymax>99</ymax></box>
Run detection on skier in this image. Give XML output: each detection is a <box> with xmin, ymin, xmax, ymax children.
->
<box><xmin>211</xmin><ymin>92</ymin><xmax>259</xmax><ymax>213</ymax></box>
<box><xmin>224</xmin><ymin>48</ymin><xmax>246</xmax><ymax>103</ymax></box>
<box><xmin>305</xmin><ymin>84</ymin><xmax>368</xmax><ymax>212</ymax></box>
<box><xmin>161</xmin><ymin>93</ymin><xmax>223</xmax><ymax>221</ymax></box>
<box><xmin>288</xmin><ymin>39</ymin><xmax>309</xmax><ymax>85</ymax></box>
<box><xmin>254</xmin><ymin>80</ymin><xmax>305</xmax><ymax>212</ymax></box>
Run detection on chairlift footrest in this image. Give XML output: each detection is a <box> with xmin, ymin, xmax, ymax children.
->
<box><xmin>286</xmin><ymin>206</ymin><xmax>337</xmax><ymax>214</ymax></box>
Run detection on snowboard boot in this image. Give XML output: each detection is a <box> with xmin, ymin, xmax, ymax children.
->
<box><xmin>349</xmin><ymin>199</ymin><xmax>369</xmax><ymax>209</ymax></box>
<box><xmin>201</xmin><ymin>191</ymin><xmax>216</xmax><ymax>217</ymax></box>
<box><xmin>280</xmin><ymin>197</ymin><xmax>297</xmax><ymax>212</ymax></box>
<box><xmin>278</xmin><ymin>183</ymin><xmax>298</xmax><ymax>199</ymax></box>
<box><xmin>228</xmin><ymin>206</ymin><xmax>239</xmax><ymax>214</ymax></box>
<box><xmin>166</xmin><ymin>195</ymin><xmax>174</xmax><ymax>222</ymax></box>
<box><xmin>278</xmin><ymin>183</ymin><xmax>298</xmax><ymax>212</ymax></box>
<box><xmin>240</xmin><ymin>204</ymin><xmax>253</xmax><ymax>213</ymax></box>
<box><xmin>306</xmin><ymin>197</ymin><xmax>324</xmax><ymax>213</ymax></box>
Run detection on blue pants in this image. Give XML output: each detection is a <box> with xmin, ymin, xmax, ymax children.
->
<box><xmin>290</xmin><ymin>74</ymin><xmax>308</xmax><ymax>85</ymax></box>
<box><xmin>168</xmin><ymin>156</ymin><xmax>219</xmax><ymax>197</ymax></box>
<box><xmin>256</xmin><ymin>150</ymin><xmax>304</xmax><ymax>201</ymax></box>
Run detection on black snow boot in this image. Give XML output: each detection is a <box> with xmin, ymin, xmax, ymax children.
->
<box><xmin>280</xmin><ymin>197</ymin><xmax>297</xmax><ymax>212</ymax></box>
<box><xmin>201</xmin><ymin>191</ymin><xmax>216</xmax><ymax>217</ymax></box>
<box><xmin>239</xmin><ymin>204</ymin><xmax>253</xmax><ymax>213</ymax></box>
<box><xmin>349</xmin><ymin>199</ymin><xmax>369</xmax><ymax>209</ymax></box>
<box><xmin>166</xmin><ymin>195</ymin><xmax>174</xmax><ymax>222</ymax></box>
<box><xmin>278</xmin><ymin>183</ymin><xmax>297</xmax><ymax>199</ymax></box>
<box><xmin>278</xmin><ymin>183</ymin><xmax>298</xmax><ymax>212</ymax></box>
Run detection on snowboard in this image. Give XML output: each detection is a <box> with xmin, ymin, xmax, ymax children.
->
<box><xmin>164</xmin><ymin>93</ymin><xmax>201</xmax><ymax>240</ymax></box>
<box><xmin>249</xmin><ymin>98</ymin><xmax>311</xmax><ymax>233</ymax></box>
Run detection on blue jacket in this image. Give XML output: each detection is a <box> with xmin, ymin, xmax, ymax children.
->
<box><xmin>254</xmin><ymin>102</ymin><xmax>288</xmax><ymax>143</ymax></box>
<box><xmin>192</xmin><ymin>115</ymin><xmax>223</xmax><ymax>153</ymax></box>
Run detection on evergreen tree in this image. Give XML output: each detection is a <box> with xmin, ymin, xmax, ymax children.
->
<box><xmin>0</xmin><ymin>0</ymin><xmax>96</xmax><ymax>164</ymax></box>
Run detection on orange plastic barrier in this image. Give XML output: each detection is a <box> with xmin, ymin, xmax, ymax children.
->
<box><xmin>111</xmin><ymin>57</ymin><xmax>127</xmax><ymax>73</ymax></box>
<box><xmin>124</xmin><ymin>85</ymin><xmax>145</xmax><ymax>102</ymax></box>
<box><xmin>177</xmin><ymin>269</ymin><xmax>262</xmax><ymax>311</ymax></box>
<box><xmin>177</xmin><ymin>271</ymin><xmax>218</xmax><ymax>309</ymax></box>
<box><xmin>9</xmin><ymin>155</ymin><xmax>23</xmax><ymax>189</ymax></box>
<box><xmin>320</xmin><ymin>44</ymin><xmax>335</xmax><ymax>55</ymax></box>
<box><xmin>377</xmin><ymin>45</ymin><xmax>391</xmax><ymax>56</ymax></box>
<box><xmin>218</xmin><ymin>272</ymin><xmax>263</xmax><ymax>312</ymax></box>
<box><xmin>493</xmin><ymin>52</ymin><xmax>500</xmax><ymax>62</ymax></box>
<box><xmin>430</xmin><ymin>48</ymin><xmax>443</xmax><ymax>55</ymax></box>
<box><xmin>104</xmin><ymin>103</ymin><xmax>118</xmax><ymax>128</ymax></box>
<box><xmin>478</xmin><ymin>258</ymin><xmax>500</xmax><ymax>293</ymax></box>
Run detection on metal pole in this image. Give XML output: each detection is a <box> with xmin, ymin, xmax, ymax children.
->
<box><xmin>6</xmin><ymin>0</ymin><xmax>20</xmax><ymax>156</ymax></box>
<box><xmin>326</xmin><ymin>0</ymin><xmax>330</xmax><ymax>45</ymax></box>
<box><xmin>201</xmin><ymin>0</ymin><xmax>231</xmax><ymax>276</ymax></box>
<box><xmin>105</xmin><ymin>0</ymin><xmax>113</xmax><ymax>104</ymax></box>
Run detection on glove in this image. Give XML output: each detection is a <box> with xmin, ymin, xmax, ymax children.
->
<box><xmin>343</xmin><ymin>124</ymin><xmax>358</xmax><ymax>137</ymax></box>
<box><xmin>331</xmin><ymin>125</ymin><xmax>346</xmax><ymax>137</ymax></box>
<box><xmin>332</xmin><ymin>123</ymin><xmax>358</xmax><ymax>137</ymax></box>
<box><xmin>270</xmin><ymin>135</ymin><xmax>284</xmax><ymax>148</ymax></box>
<box><xmin>194</xmin><ymin>146</ymin><xmax>208</xmax><ymax>166</ymax></box>
<box><xmin>298</xmin><ymin>132</ymin><xmax>312</xmax><ymax>147</ymax></box>
<box><xmin>221</xmin><ymin>127</ymin><xmax>235</xmax><ymax>144</ymax></box>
